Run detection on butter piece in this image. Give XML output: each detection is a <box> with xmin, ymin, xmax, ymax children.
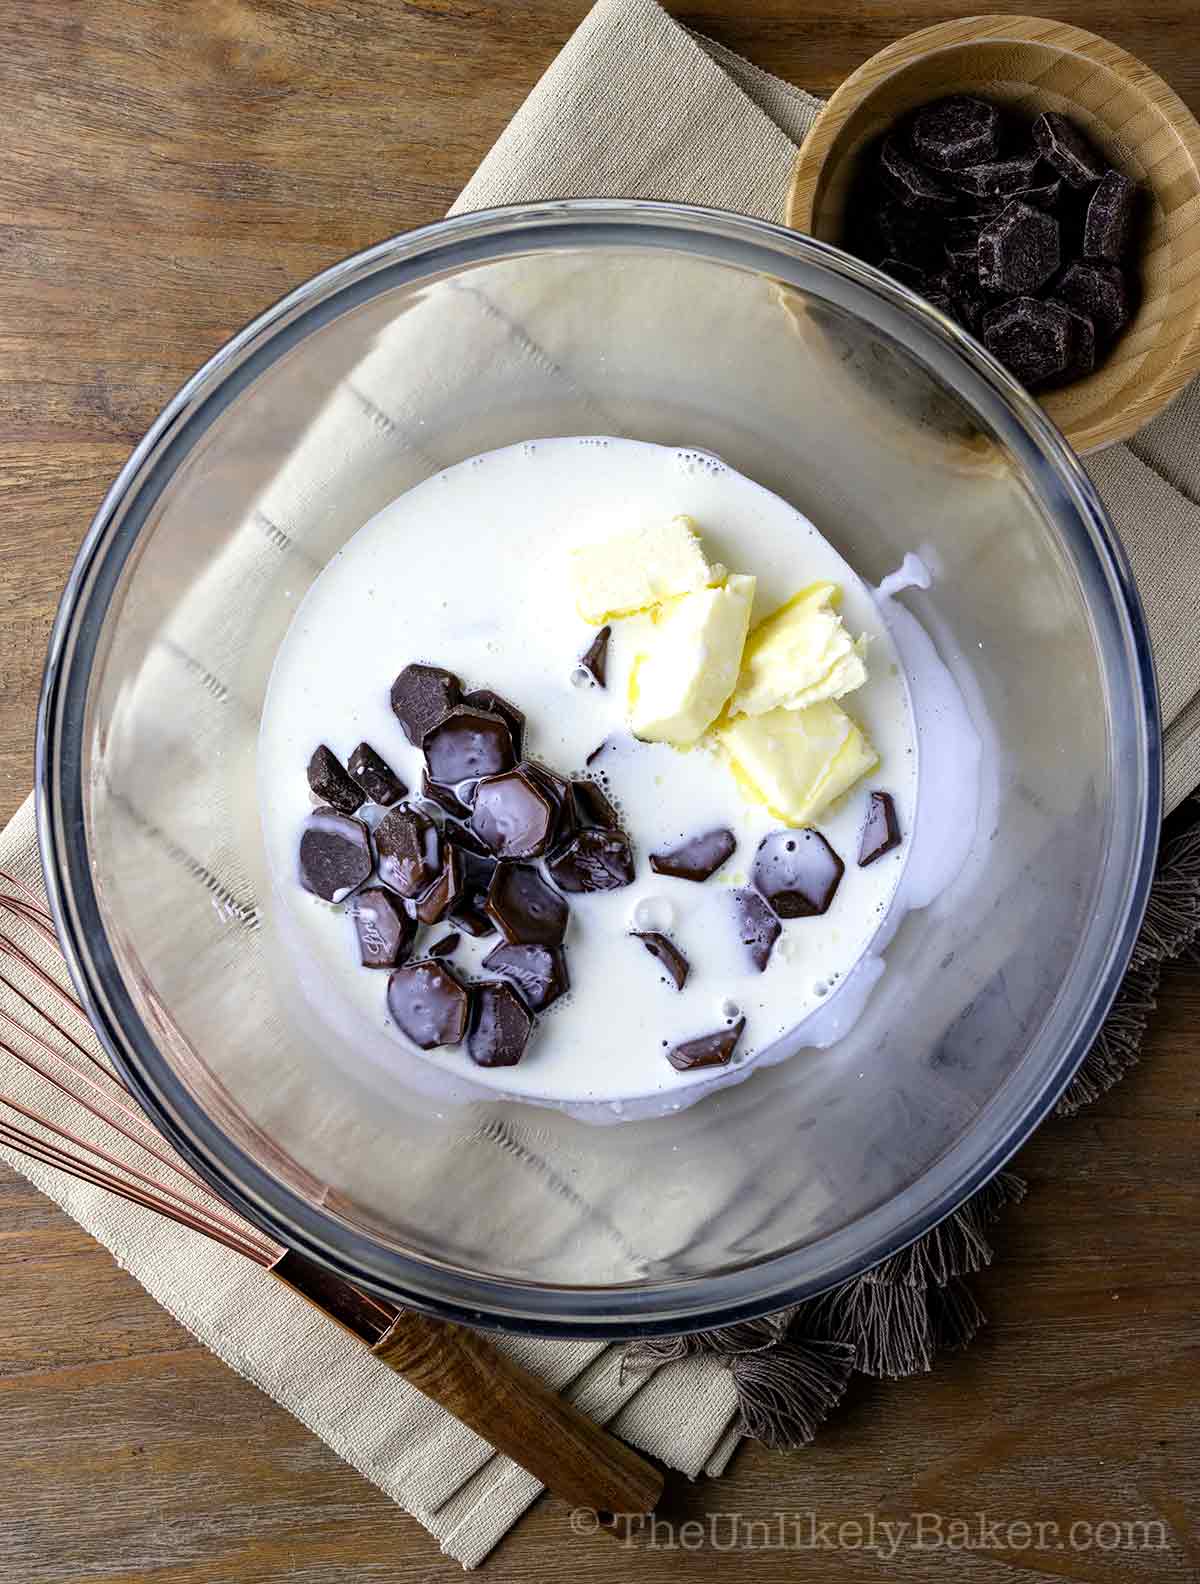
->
<box><xmin>570</xmin><ymin>514</ymin><xmax>715</xmax><ymax>623</ymax></box>
<box><xmin>630</xmin><ymin>574</ymin><xmax>756</xmax><ymax>746</ymax></box>
<box><xmin>715</xmin><ymin>698</ymin><xmax>878</xmax><ymax>824</ymax></box>
<box><xmin>728</xmin><ymin>582</ymin><xmax>868</xmax><ymax>718</ymax></box>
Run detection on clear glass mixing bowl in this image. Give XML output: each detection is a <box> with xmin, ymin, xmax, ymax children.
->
<box><xmin>37</xmin><ymin>201</ymin><xmax>1160</xmax><ymax>1335</ymax></box>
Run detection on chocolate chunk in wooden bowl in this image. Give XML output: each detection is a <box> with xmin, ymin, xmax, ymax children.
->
<box><xmin>978</xmin><ymin>201</ymin><xmax>1060</xmax><ymax>294</ymax></box>
<box><xmin>1032</xmin><ymin>111</ymin><xmax>1107</xmax><ymax>189</ymax></box>
<box><xmin>879</xmin><ymin>137</ymin><xmax>956</xmax><ymax>210</ymax></box>
<box><xmin>1055</xmin><ymin>259</ymin><xmax>1131</xmax><ymax>341</ymax></box>
<box><xmin>981</xmin><ymin>297</ymin><xmax>1074</xmax><ymax>389</ymax></box>
<box><xmin>1083</xmin><ymin>170</ymin><xmax>1138</xmax><ymax>262</ymax></box>
<box><xmin>909</xmin><ymin>94</ymin><xmax>1002</xmax><ymax>171</ymax></box>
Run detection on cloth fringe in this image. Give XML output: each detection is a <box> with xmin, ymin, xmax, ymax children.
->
<box><xmin>627</xmin><ymin>798</ymin><xmax>1200</xmax><ymax>1447</ymax></box>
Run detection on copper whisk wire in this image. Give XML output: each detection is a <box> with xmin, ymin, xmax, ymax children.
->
<box><xmin>0</xmin><ymin>869</ymin><xmax>278</xmax><ymax>1268</ymax></box>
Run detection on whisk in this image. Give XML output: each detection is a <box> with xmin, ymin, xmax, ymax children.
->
<box><xmin>0</xmin><ymin>865</ymin><xmax>661</xmax><ymax>1518</ymax></box>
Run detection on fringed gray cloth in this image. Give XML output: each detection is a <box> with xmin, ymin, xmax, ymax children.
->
<box><xmin>626</xmin><ymin>797</ymin><xmax>1200</xmax><ymax>1449</ymax></box>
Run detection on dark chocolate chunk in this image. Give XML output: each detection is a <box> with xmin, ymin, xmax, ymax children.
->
<box><xmin>923</xmin><ymin>266</ymin><xmax>958</xmax><ymax>297</ymax></box>
<box><xmin>387</xmin><ymin>959</ymin><xmax>470</xmax><ymax>1049</ymax></box>
<box><xmin>1053</xmin><ymin>259</ymin><xmax>1130</xmax><ymax>340</ymax></box>
<box><xmin>858</xmin><ymin>791</ymin><xmax>903</xmax><ymax>868</ymax></box>
<box><xmin>306</xmin><ymin>745</ymin><xmax>365</xmax><ymax>815</ymax></box>
<box><xmin>428</xmin><ymin>931</ymin><xmax>461</xmax><ymax>959</ymax></box>
<box><xmin>650</xmin><ymin>828</ymin><xmax>736</xmax><ymax>882</ymax></box>
<box><xmin>667</xmin><ymin>1018</ymin><xmax>746</xmax><ymax>1073</ymax></box>
<box><xmin>568</xmin><ymin>778</ymin><xmax>620</xmax><ymax>832</ymax></box>
<box><xmin>752</xmin><ymin>829</ymin><xmax>845</xmax><ymax>919</ymax></box>
<box><xmin>470</xmin><ymin>767</ymin><xmax>555</xmax><ymax>859</ymax></box>
<box><xmin>421</xmin><ymin>770</ymin><xmax>472</xmax><ymax>821</ymax></box>
<box><xmin>415</xmin><ymin>842</ymin><xmax>465</xmax><ymax>926</ymax></box>
<box><xmin>910</xmin><ymin>94</ymin><xmax>1001</xmax><ymax>170</ymax></box>
<box><xmin>547</xmin><ymin>828</ymin><xmax>636</xmax><ymax>894</ymax></box>
<box><xmin>485</xmin><ymin>862</ymin><xmax>569</xmax><ymax>946</ymax></box>
<box><xmin>467</xmin><ymin>982</ymin><xmax>533</xmax><ymax>1068</ymax></box>
<box><xmin>950</xmin><ymin>153</ymin><xmax>1039</xmax><ymax>200</ymax></box>
<box><xmin>876</xmin><ymin>200</ymin><xmax>942</xmax><ymax>270</ymax></box>
<box><xmin>585</xmin><ymin>738</ymin><xmax>614</xmax><ymax>767</ymax></box>
<box><xmin>578</xmin><ymin>625</ymin><xmax>612</xmax><ymax>688</ymax></box>
<box><xmin>351</xmin><ymin>887</ymin><xmax>416</xmax><ymax>968</ymax></box>
<box><xmin>978</xmin><ymin>200</ymin><xmax>1060</xmax><ymax>294</ymax></box>
<box><xmin>941</xmin><ymin>215</ymin><xmax>983</xmax><ymax>275</ymax></box>
<box><xmin>390</xmin><ymin>663</ymin><xmax>462</xmax><ymax>746</ymax></box>
<box><xmin>423</xmin><ymin>705</ymin><xmax>515</xmax><ymax>785</ymax></box>
<box><xmin>444</xmin><ymin>819</ymin><xmax>491</xmax><ymax>857</ymax></box>
<box><xmin>732</xmin><ymin>888</ymin><xmax>781</xmax><ymax>973</ymax></box>
<box><xmin>450</xmin><ymin>847</ymin><xmax>498</xmax><ymax>937</ymax></box>
<box><xmin>879</xmin><ymin>137</ymin><xmax>956</xmax><ymax>210</ymax></box>
<box><xmin>1083</xmin><ymin>170</ymin><xmax>1137</xmax><ymax>262</ymax></box>
<box><xmin>880</xmin><ymin>258</ymin><xmax>927</xmax><ymax>290</ymax></box>
<box><xmin>522</xmin><ymin>759</ymin><xmax>575</xmax><ymax>844</ymax></box>
<box><xmin>981</xmin><ymin>296</ymin><xmax>1073</xmax><ymax>387</ymax></box>
<box><xmin>462</xmin><ymin>689</ymin><xmax>525</xmax><ymax>759</ymax></box>
<box><xmin>481</xmin><ymin>941</ymin><xmax>569</xmax><ymax>1012</ymax></box>
<box><xmin>1052</xmin><ymin>300</ymin><xmax>1097</xmax><ymax>376</ymax></box>
<box><xmin>632</xmin><ymin>931</ymin><xmax>689</xmax><ymax>991</ymax></box>
<box><xmin>1033</xmin><ymin>111</ymin><xmax>1106</xmax><ymax>189</ymax></box>
<box><xmin>852</xmin><ymin>98</ymin><xmax>1138</xmax><ymax>391</ymax></box>
<box><xmin>347</xmin><ymin>742</ymin><xmax>407</xmax><ymax>807</ymax></box>
<box><xmin>949</xmin><ymin>277</ymin><xmax>989</xmax><ymax>336</ymax></box>
<box><xmin>374</xmin><ymin>805</ymin><xmax>442</xmax><ymax>899</ymax></box>
<box><xmin>298</xmin><ymin>808</ymin><xmax>373</xmax><ymax>902</ymax></box>
<box><xmin>1012</xmin><ymin>177</ymin><xmax>1063</xmax><ymax>213</ymax></box>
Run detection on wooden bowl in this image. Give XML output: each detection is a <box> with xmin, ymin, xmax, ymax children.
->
<box><xmin>788</xmin><ymin>14</ymin><xmax>1200</xmax><ymax>453</ymax></box>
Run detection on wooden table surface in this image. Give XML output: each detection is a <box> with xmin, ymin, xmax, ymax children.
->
<box><xmin>1</xmin><ymin>3</ymin><xmax>1198</xmax><ymax>1580</ymax></box>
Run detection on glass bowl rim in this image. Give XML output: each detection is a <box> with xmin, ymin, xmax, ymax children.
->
<box><xmin>36</xmin><ymin>198</ymin><xmax>1161</xmax><ymax>1337</ymax></box>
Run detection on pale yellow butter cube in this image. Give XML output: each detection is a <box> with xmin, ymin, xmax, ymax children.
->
<box><xmin>629</xmin><ymin>573</ymin><xmax>756</xmax><ymax>746</ymax></box>
<box><xmin>715</xmin><ymin>698</ymin><xmax>878</xmax><ymax>824</ymax></box>
<box><xmin>570</xmin><ymin>514</ymin><xmax>714</xmax><ymax>623</ymax></box>
<box><xmin>728</xmin><ymin>582</ymin><xmax>868</xmax><ymax>718</ymax></box>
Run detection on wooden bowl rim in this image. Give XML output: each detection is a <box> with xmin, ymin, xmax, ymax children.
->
<box><xmin>787</xmin><ymin>13</ymin><xmax>1200</xmax><ymax>453</ymax></box>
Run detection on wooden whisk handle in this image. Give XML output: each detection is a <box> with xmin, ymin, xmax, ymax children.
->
<box><xmin>271</xmin><ymin>1250</ymin><xmax>663</xmax><ymax>1518</ymax></box>
<box><xmin>371</xmin><ymin>1308</ymin><xmax>663</xmax><ymax>1515</ymax></box>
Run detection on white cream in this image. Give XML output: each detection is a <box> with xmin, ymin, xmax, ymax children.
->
<box><xmin>258</xmin><ymin>438</ymin><xmax>971</xmax><ymax>1121</ymax></box>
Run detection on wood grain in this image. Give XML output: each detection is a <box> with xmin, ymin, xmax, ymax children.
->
<box><xmin>270</xmin><ymin>1249</ymin><xmax>665</xmax><ymax>1515</ymax></box>
<box><xmin>372</xmin><ymin>1309</ymin><xmax>664</xmax><ymax>1516</ymax></box>
<box><xmin>787</xmin><ymin>14</ymin><xmax>1200</xmax><ymax>453</ymax></box>
<box><xmin>1</xmin><ymin>2</ymin><xmax>1198</xmax><ymax>1579</ymax></box>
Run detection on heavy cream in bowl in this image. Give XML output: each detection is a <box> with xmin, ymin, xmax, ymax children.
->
<box><xmin>258</xmin><ymin>438</ymin><xmax>980</xmax><ymax>1121</ymax></box>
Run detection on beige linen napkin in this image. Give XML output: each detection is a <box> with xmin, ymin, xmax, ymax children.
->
<box><xmin>5</xmin><ymin>0</ymin><xmax>1200</xmax><ymax>1571</ymax></box>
